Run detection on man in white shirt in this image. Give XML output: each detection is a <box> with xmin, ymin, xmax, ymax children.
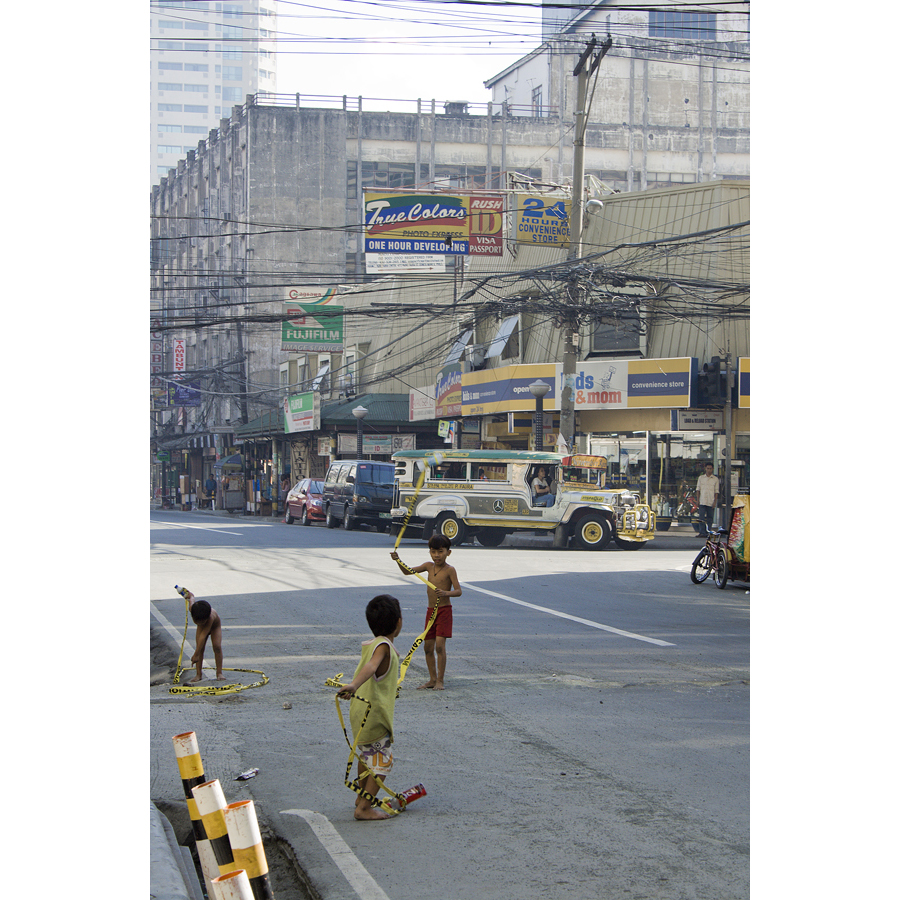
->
<box><xmin>696</xmin><ymin>463</ymin><xmax>720</xmax><ymax>536</ymax></box>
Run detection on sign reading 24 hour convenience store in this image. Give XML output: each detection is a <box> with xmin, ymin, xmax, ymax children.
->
<box><xmin>363</xmin><ymin>193</ymin><xmax>503</xmax><ymax>256</ymax></box>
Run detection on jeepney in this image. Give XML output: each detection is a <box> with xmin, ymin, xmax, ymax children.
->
<box><xmin>389</xmin><ymin>450</ymin><xmax>655</xmax><ymax>550</ymax></box>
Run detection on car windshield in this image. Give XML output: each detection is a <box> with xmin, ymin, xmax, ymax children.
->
<box><xmin>357</xmin><ymin>463</ymin><xmax>394</xmax><ymax>485</ymax></box>
<box><xmin>310</xmin><ymin>481</ymin><xmax>323</xmax><ymax>492</ymax></box>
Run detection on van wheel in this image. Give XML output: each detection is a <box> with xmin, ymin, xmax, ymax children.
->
<box><xmin>476</xmin><ymin>528</ymin><xmax>507</xmax><ymax>547</ymax></box>
<box><xmin>342</xmin><ymin>508</ymin><xmax>354</xmax><ymax>531</ymax></box>
<box><xmin>435</xmin><ymin>513</ymin><xmax>467</xmax><ymax>546</ymax></box>
<box><xmin>574</xmin><ymin>514</ymin><xmax>611</xmax><ymax>550</ymax></box>
<box><xmin>325</xmin><ymin>507</ymin><xmax>337</xmax><ymax>529</ymax></box>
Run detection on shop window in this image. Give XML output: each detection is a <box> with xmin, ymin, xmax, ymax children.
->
<box><xmin>590</xmin><ymin>310</ymin><xmax>643</xmax><ymax>355</ymax></box>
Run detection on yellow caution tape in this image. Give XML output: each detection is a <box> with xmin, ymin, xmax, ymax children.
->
<box><xmin>170</xmin><ymin>596</ymin><xmax>269</xmax><ymax>697</ymax></box>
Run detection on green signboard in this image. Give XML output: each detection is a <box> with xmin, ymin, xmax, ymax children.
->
<box><xmin>281</xmin><ymin>304</ymin><xmax>344</xmax><ymax>353</ymax></box>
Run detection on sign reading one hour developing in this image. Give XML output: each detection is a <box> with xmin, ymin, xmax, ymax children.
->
<box><xmin>363</xmin><ymin>193</ymin><xmax>503</xmax><ymax>256</ymax></box>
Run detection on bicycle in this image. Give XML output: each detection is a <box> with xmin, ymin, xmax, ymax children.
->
<box><xmin>690</xmin><ymin>527</ymin><xmax>730</xmax><ymax>586</ymax></box>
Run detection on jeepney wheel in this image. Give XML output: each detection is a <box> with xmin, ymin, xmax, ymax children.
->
<box><xmin>713</xmin><ymin>549</ymin><xmax>729</xmax><ymax>588</ymax></box>
<box><xmin>690</xmin><ymin>547</ymin><xmax>713</xmax><ymax>583</ymax></box>
<box><xmin>574</xmin><ymin>514</ymin><xmax>612</xmax><ymax>550</ymax></box>
<box><xmin>613</xmin><ymin>536</ymin><xmax>645</xmax><ymax>550</ymax></box>
<box><xmin>475</xmin><ymin>527</ymin><xmax>507</xmax><ymax>547</ymax></box>
<box><xmin>435</xmin><ymin>513</ymin><xmax>467</xmax><ymax>546</ymax></box>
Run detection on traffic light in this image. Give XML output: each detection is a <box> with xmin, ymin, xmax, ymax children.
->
<box><xmin>706</xmin><ymin>357</ymin><xmax>722</xmax><ymax>402</ymax></box>
<box><xmin>697</xmin><ymin>369</ymin><xmax>712</xmax><ymax>406</ymax></box>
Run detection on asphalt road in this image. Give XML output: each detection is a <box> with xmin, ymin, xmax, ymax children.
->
<box><xmin>150</xmin><ymin>511</ymin><xmax>749</xmax><ymax>900</ymax></box>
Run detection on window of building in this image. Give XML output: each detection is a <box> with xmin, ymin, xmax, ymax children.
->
<box><xmin>222</xmin><ymin>66</ymin><xmax>242</xmax><ymax>80</ymax></box>
<box><xmin>222</xmin><ymin>87</ymin><xmax>242</xmax><ymax>102</ymax></box>
<box><xmin>185</xmin><ymin>21</ymin><xmax>209</xmax><ymax>30</ymax></box>
<box><xmin>183</xmin><ymin>83</ymin><xmax>207</xmax><ymax>92</ymax></box>
<box><xmin>158</xmin><ymin>82</ymin><xmax>183</xmax><ymax>91</ymax></box>
<box><xmin>223</xmin><ymin>4</ymin><xmax>243</xmax><ymax>17</ymax></box>
<box><xmin>157</xmin><ymin>41</ymin><xmax>184</xmax><ymax>50</ymax></box>
<box><xmin>649</xmin><ymin>10</ymin><xmax>716</xmax><ymax>41</ymax></box>
<box><xmin>433</xmin><ymin>164</ymin><xmax>487</xmax><ymax>190</ymax></box>
<box><xmin>184</xmin><ymin>125</ymin><xmax>208</xmax><ymax>134</ymax></box>
<box><xmin>158</xmin><ymin>124</ymin><xmax>182</xmax><ymax>132</ymax></box>
<box><xmin>158</xmin><ymin>61</ymin><xmax>183</xmax><ymax>70</ymax></box>
<box><xmin>158</xmin><ymin>103</ymin><xmax>183</xmax><ymax>112</ymax></box>
<box><xmin>184</xmin><ymin>104</ymin><xmax>208</xmax><ymax>113</ymax></box>
<box><xmin>158</xmin><ymin>145</ymin><xmax>183</xmax><ymax>155</ymax></box>
<box><xmin>159</xmin><ymin>20</ymin><xmax>184</xmax><ymax>29</ymax></box>
<box><xmin>590</xmin><ymin>310</ymin><xmax>643</xmax><ymax>355</ymax></box>
<box><xmin>485</xmin><ymin>315</ymin><xmax>520</xmax><ymax>360</ymax></box>
<box><xmin>158</xmin><ymin>165</ymin><xmax>173</xmax><ymax>175</ymax></box>
<box><xmin>184</xmin><ymin>63</ymin><xmax>209</xmax><ymax>72</ymax></box>
<box><xmin>531</xmin><ymin>86</ymin><xmax>543</xmax><ymax>117</ymax></box>
<box><xmin>223</xmin><ymin>47</ymin><xmax>243</xmax><ymax>59</ymax></box>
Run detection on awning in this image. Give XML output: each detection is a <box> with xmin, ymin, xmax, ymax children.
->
<box><xmin>214</xmin><ymin>454</ymin><xmax>243</xmax><ymax>470</ymax></box>
<box><xmin>485</xmin><ymin>315</ymin><xmax>519</xmax><ymax>358</ymax></box>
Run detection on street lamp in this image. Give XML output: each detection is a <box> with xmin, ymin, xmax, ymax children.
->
<box><xmin>352</xmin><ymin>405</ymin><xmax>368</xmax><ymax>458</ymax></box>
<box><xmin>528</xmin><ymin>380</ymin><xmax>550</xmax><ymax>451</ymax></box>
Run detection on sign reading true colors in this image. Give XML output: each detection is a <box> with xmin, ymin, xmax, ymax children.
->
<box><xmin>281</xmin><ymin>304</ymin><xmax>344</xmax><ymax>352</ymax></box>
<box><xmin>363</xmin><ymin>193</ymin><xmax>503</xmax><ymax>256</ymax></box>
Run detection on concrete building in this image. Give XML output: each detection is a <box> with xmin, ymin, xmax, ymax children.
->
<box><xmin>488</xmin><ymin>0</ymin><xmax>749</xmax><ymax>192</ymax></box>
<box><xmin>150</xmin><ymin>0</ymin><xmax>277</xmax><ymax>185</ymax></box>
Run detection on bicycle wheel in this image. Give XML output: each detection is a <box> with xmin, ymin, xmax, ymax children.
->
<box><xmin>713</xmin><ymin>549</ymin><xmax>729</xmax><ymax>589</ymax></box>
<box><xmin>690</xmin><ymin>547</ymin><xmax>713</xmax><ymax>583</ymax></box>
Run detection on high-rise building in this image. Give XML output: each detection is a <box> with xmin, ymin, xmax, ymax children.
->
<box><xmin>150</xmin><ymin>0</ymin><xmax>277</xmax><ymax>185</ymax></box>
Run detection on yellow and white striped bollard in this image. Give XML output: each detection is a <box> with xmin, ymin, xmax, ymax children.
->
<box><xmin>223</xmin><ymin>799</ymin><xmax>274</xmax><ymax>900</ymax></box>
<box><xmin>211</xmin><ymin>869</ymin><xmax>255</xmax><ymax>900</ymax></box>
<box><xmin>193</xmin><ymin>779</ymin><xmax>237</xmax><ymax>877</ymax></box>
<box><xmin>171</xmin><ymin>731</ymin><xmax>219</xmax><ymax>895</ymax></box>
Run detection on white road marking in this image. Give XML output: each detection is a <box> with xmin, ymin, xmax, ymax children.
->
<box><xmin>149</xmin><ymin>603</ymin><xmax>193</xmax><ymax>656</ymax></box>
<box><xmin>460</xmin><ymin>582</ymin><xmax>676</xmax><ymax>647</ymax></box>
<box><xmin>281</xmin><ymin>809</ymin><xmax>391</xmax><ymax>900</ymax></box>
<box><xmin>152</xmin><ymin>519</ymin><xmax>243</xmax><ymax>536</ymax></box>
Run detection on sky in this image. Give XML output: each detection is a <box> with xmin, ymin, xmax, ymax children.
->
<box><xmin>273</xmin><ymin>0</ymin><xmax>545</xmax><ymax>108</ymax></box>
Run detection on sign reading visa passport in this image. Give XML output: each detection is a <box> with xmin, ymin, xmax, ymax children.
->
<box><xmin>364</xmin><ymin>193</ymin><xmax>503</xmax><ymax>256</ymax></box>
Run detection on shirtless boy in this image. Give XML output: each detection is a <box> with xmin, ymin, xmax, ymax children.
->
<box><xmin>183</xmin><ymin>589</ymin><xmax>225</xmax><ymax>682</ymax></box>
<box><xmin>391</xmin><ymin>534</ymin><xmax>461</xmax><ymax>690</ymax></box>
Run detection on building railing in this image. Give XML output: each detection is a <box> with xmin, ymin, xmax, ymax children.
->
<box><xmin>246</xmin><ymin>91</ymin><xmax>560</xmax><ymax>119</ymax></box>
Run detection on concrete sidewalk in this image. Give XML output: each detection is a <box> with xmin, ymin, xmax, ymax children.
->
<box><xmin>150</xmin><ymin>801</ymin><xmax>204</xmax><ymax>900</ymax></box>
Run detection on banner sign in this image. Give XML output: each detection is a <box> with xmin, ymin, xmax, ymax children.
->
<box><xmin>514</xmin><ymin>195</ymin><xmax>572</xmax><ymax>247</ymax></box>
<box><xmin>151</xmin><ymin>320</ymin><xmax>164</xmax><ymax>393</ymax></box>
<box><xmin>738</xmin><ymin>357</ymin><xmax>749</xmax><ymax>408</ymax></box>
<box><xmin>409</xmin><ymin>388</ymin><xmax>436</xmax><ymax>422</ymax></box>
<box><xmin>284</xmin><ymin>286</ymin><xmax>338</xmax><ymax>304</ymax></box>
<box><xmin>671</xmin><ymin>409</ymin><xmax>724</xmax><ymax>431</ymax></box>
<box><xmin>460</xmin><ymin>364</ymin><xmax>557</xmax><ymax>416</ymax></box>
<box><xmin>173</xmin><ymin>337</ymin><xmax>186</xmax><ymax>373</ymax></box>
<box><xmin>284</xmin><ymin>391</ymin><xmax>320</xmax><ymax>434</ymax></box>
<box><xmin>169</xmin><ymin>378</ymin><xmax>200</xmax><ymax>408</ymax></box>
<box><xmin>366</xmin><ymin>254</ymin><xmax>446</xmax><ymax>274</ymax></box>
<box><xmin>281</xmin><ymin>304</ymin><xmax>344</xmax><ymax>352</ymax></box>
<box><xmin>363</xmin><ymin>193</ymin><xmax>503</xmax><ymax>256</ymax></box>
<box><xmin>337</xmin><ymin>433</ymin><xmax>416</xmax><ymax>455</ymax></box>
<box><xmin>435</xmin><ymin>364</ymin><xmax>463</xmax><ymax>417</ymax></box>
<box><xmin>561</xmin><ymin>358</ymin><xmax>694</xmax><ymax>410</ymax></box>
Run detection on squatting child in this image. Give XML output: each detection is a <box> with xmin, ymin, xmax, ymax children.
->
<box><xmin>337</xmin><ymin>594</ymin><xmax>403</xmax><ymax>820</ymax></box>
<box><xmin>183</xmin><ymin>589</ymin><xmax>225</xmax><ymax>682</ymax></box>
<box><xmin>390</xmin><ymin>534</ymin><xmax>461</xmax><ymax>691</ymax></box>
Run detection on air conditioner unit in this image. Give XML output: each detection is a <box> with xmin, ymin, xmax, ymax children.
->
<box><xmin>464</xmin><ymin>345</ymin><xmax>485</xmax><ymax>368</ymax></box>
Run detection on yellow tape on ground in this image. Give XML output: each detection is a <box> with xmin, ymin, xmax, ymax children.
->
<box><xmin>169</xmin><ymin>596</ymin><xmax>269</xmax><ymax>697</ymax></box>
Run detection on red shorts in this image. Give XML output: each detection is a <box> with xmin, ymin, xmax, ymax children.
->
<box><xmin>425</xmin><ymin>605</ymin><xmax>452</xmax><ymax>640</ymax></box>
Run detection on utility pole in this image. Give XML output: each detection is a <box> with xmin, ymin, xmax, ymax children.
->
<box><xmin>722</xmin><ymin>350</ymin><xmax>733</xmax><ymax>522</ymax></box>
<box><xmin>560</xmin><ymin>35</ymin><xmax>612</xmax><ymax>451</ymax></box>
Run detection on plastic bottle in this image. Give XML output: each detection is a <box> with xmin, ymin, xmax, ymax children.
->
<box><xmin>175</xmin><ymin>585</ymin><xmax>191</xmax><ymax>599</ymax></box>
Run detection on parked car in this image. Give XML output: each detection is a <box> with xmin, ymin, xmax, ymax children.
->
<box><xmin>285</xmin><ymin>478</ymin><xmax>325</xmax><ymax>525</ymax></box>
<box><xmin>322</xmin><ymin>460</ymin><xmax>395</xmax><ymax>531</ymax></box>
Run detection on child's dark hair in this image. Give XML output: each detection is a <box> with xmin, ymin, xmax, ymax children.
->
<box><xmin>366</xmin><ymin>594</ymin><xmax>401</xmax><ymax>636</ymax></box>
<box><xmin>428</xmin><ymin>534</ymin><xmax>451</xmax><ymax>551</ymax></box>
<box><xmin>190</xmin><ymin>600</ymin><xmax>212</xmax><ymax>623</ymax></box>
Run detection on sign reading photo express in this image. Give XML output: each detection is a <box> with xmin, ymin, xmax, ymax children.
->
<box><xmin>364</xmin><ymin>193</ymin><xmax>503</xmax><ymax>256</ymax></box>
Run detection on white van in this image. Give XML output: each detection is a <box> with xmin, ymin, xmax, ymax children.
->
<box><xmin>390</xmin><ymin>450</ymin><xmax>655</xmax><ymax>550</ymax></box>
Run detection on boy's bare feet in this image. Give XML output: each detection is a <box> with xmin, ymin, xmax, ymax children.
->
<box><xmin>354</xmin><ymin>807</ymin><xmax>390</xmax><ymax>820</ymax></box>
<box><xmin>417</xmin><ymin>681</ymin><xmax>435</xmax><ymax>690</ymax></box>
<box><xmin>215</xmin><ymin>674</ymin><xmax>227</xmax><ymax>680</ymax></box>
<box><xmin>433</xmin><ymin>681</ymin><xmax>445</xmax><ymax>691</ymax></box>
<box><xmin>188</xmin><ymin>675</ymin><xmax>203</xmax><ymax>683</ymax></box>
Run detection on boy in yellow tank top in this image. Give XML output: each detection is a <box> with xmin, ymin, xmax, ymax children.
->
<box><xmin>337</xmin><ymin>594</ymin><xmax>403</xmax><ymax>820</ymax></box>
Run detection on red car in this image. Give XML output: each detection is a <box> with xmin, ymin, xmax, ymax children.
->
<box><xmin>285</xmin><ymin>478</ymin><xmax>325</xmax><ymax>525</ymax></box>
